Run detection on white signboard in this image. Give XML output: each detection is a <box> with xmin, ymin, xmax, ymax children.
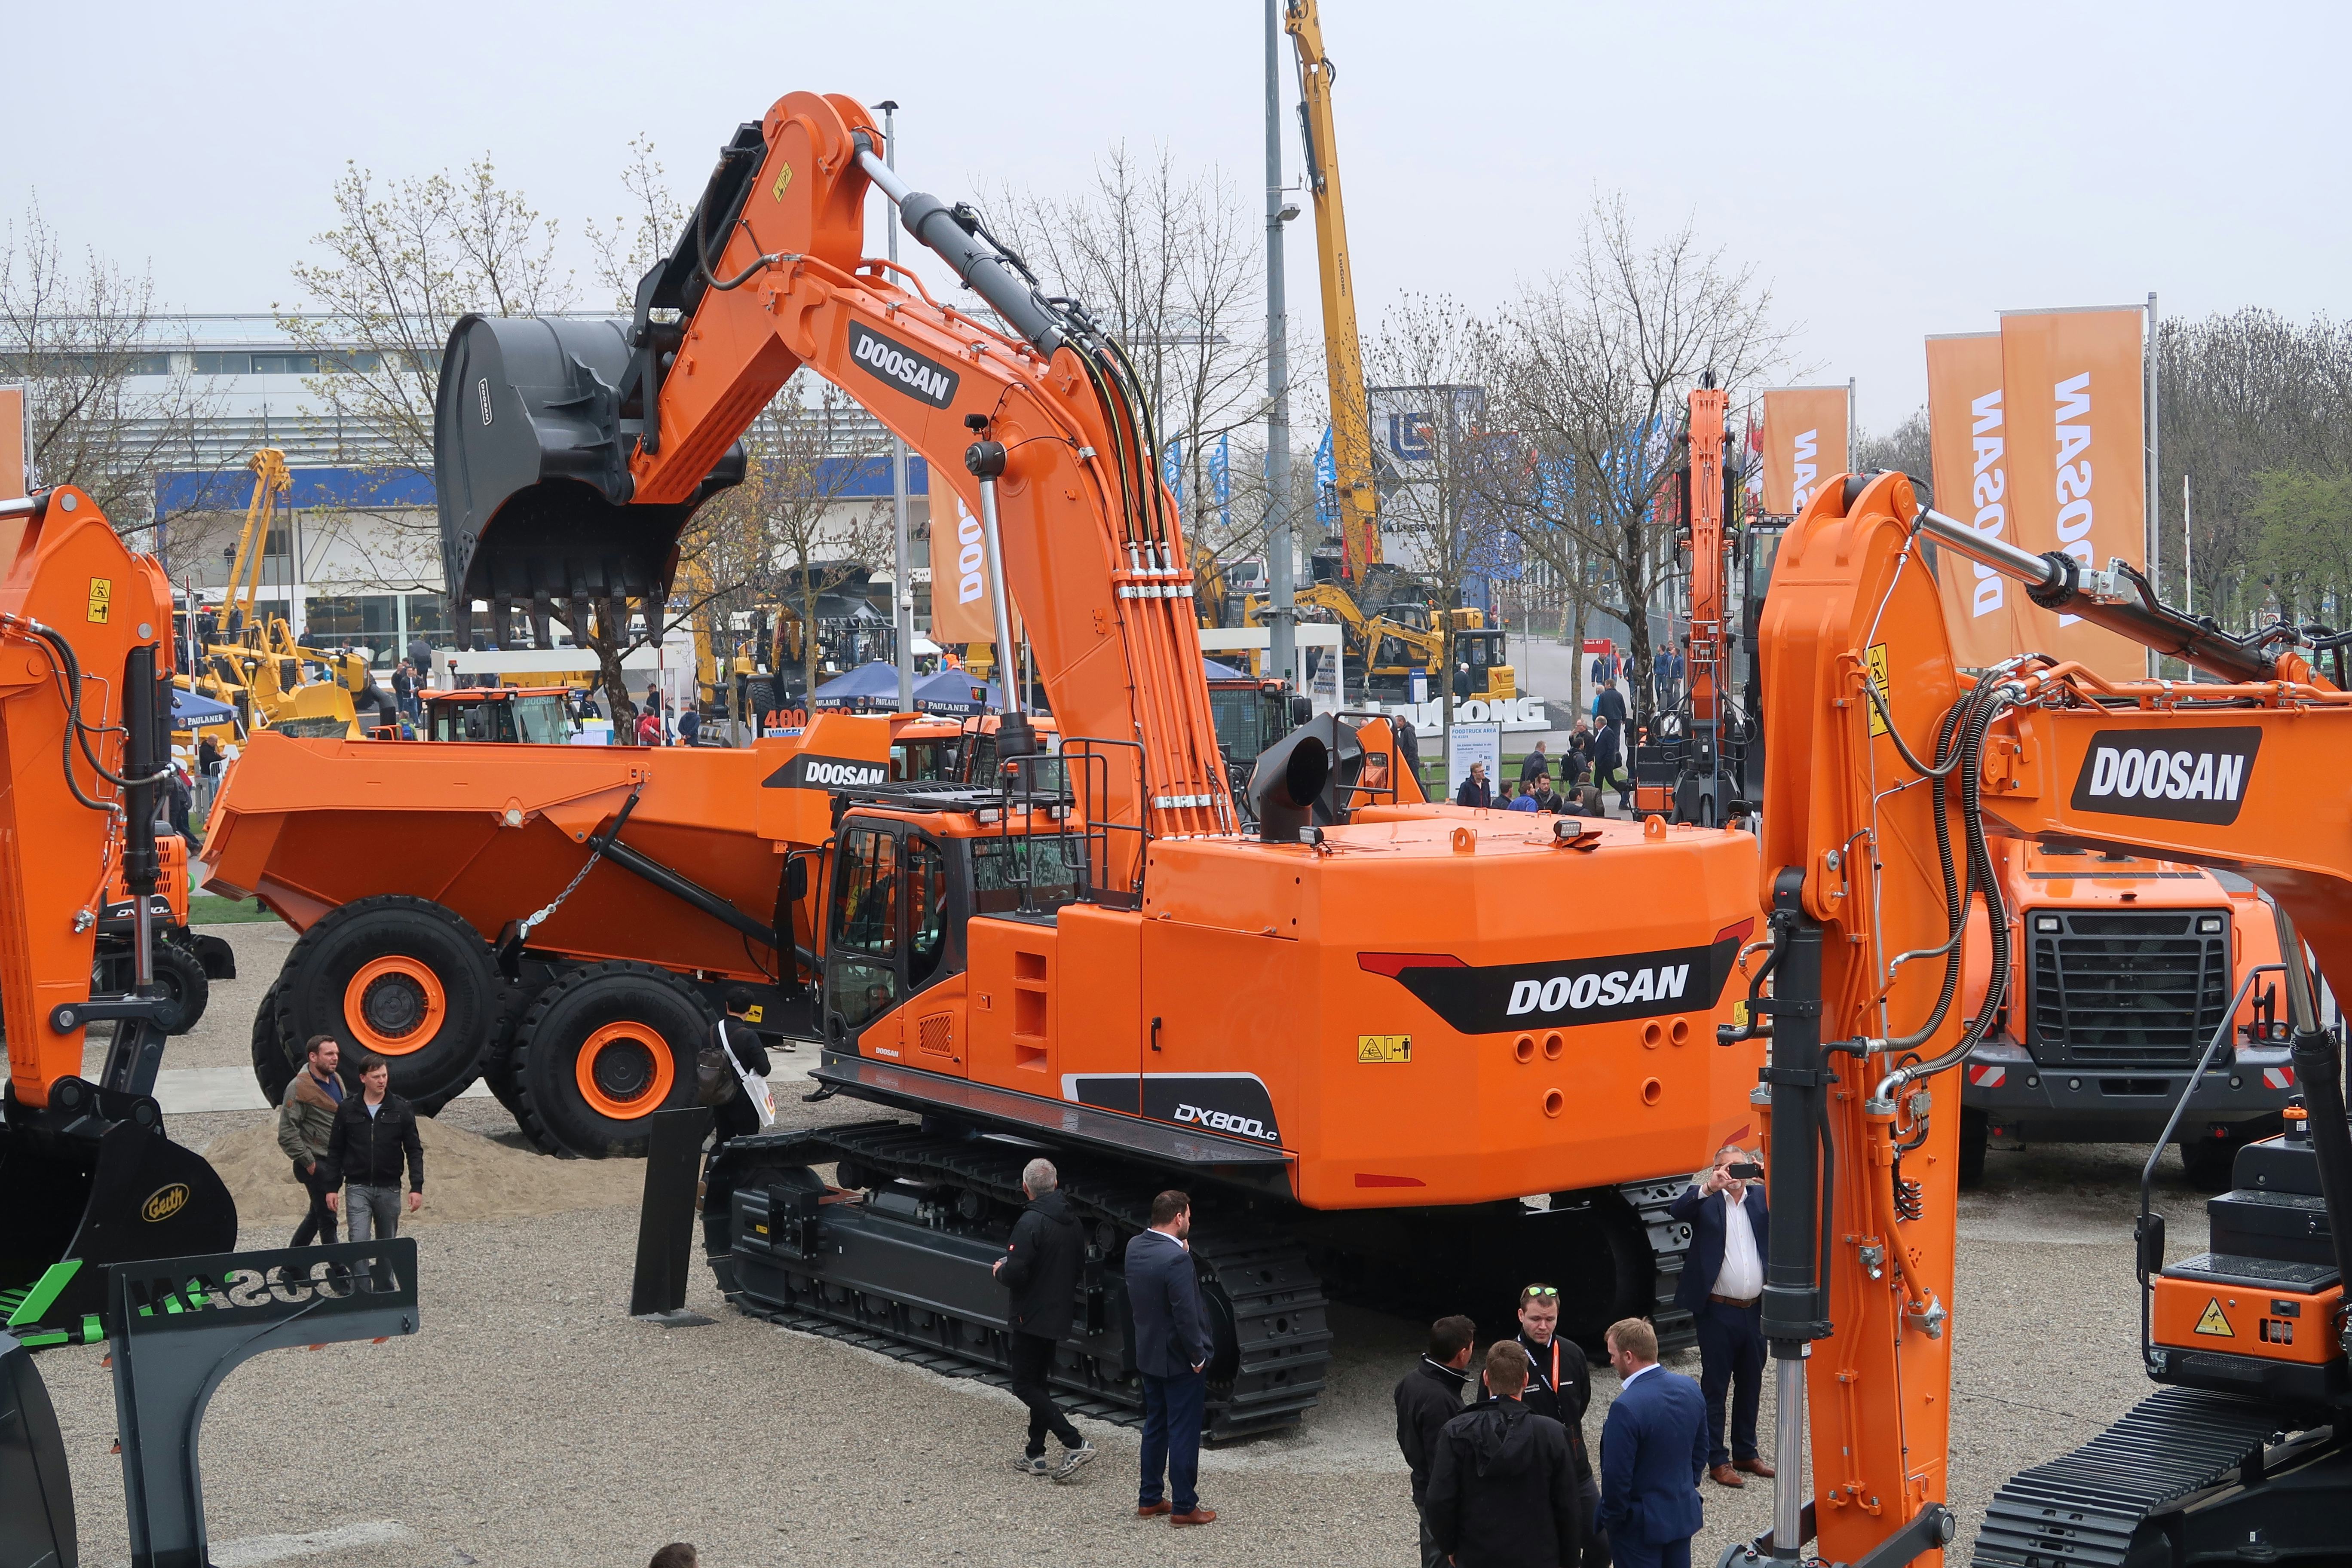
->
<box><xmin>1446</xmin><ymin>722</ymin><xmax>1502</xmax><ymax>794</ymax></box>
<box><xmin>1387</xmin><ymin>697</ymin><xmax>1549</xmax><ymax>738</ymax></box>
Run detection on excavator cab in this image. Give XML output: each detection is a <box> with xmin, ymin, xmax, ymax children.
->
<box><xmin>0</xmin><ymin>489</ymin><xmax>237</xmax><ymax>1350</ymax></box>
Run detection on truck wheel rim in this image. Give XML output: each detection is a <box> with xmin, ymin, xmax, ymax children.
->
<box><xmin>576</xmin><ymin>1021</ymin><xmax>673</xmax><ymax>1118</ymax></box>
<box><xmin>344</xmin><ymin>956</ymin><xmax>446</xmax><ymax>1054</ymax></box>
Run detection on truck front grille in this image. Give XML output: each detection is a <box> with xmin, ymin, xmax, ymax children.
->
<box><xmin>2028</xmin><ymin>910</ymin><xmax>2231</xmax><ymax>1069</ymax></box>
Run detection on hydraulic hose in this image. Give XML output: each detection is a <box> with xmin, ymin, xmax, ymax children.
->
<box><xmin>1873</xmin><ymin>681</ymin><xmax>2013</xmax><ymax>1100</ymax></box>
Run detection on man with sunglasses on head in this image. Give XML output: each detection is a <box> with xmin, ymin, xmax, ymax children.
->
<box><xmin>1485</xmin><ymin>1284</ymin><xmax>1606</xmax><ymax>1568</ymax></box>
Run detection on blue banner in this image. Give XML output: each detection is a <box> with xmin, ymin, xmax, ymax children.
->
<box><xmin>1315</xmin><ymin>425</ymin><xmax>1337</xmax><ymax>532</ymax></box>
<box><xmin>1211</xmin><ymin>434</ymin><xmax>1230</xmax><ymax>533</ymax></box>
<box><xmin>1162</xmin><ymin>437</ymin><xmax>1182</xmax><ymax>506</ymax></box>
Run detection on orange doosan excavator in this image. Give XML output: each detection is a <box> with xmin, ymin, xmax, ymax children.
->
<box><xmin>1720</xmin><ymin>469</ymin><xmax>2352</xmax><ymax>1568</ymax></box>
<box><xmin>0</xmin><ymin>487</ymin><xmax>239</xmax><ymax>1347</ymax></box>
<box><xmin>201</xmin><ymin>92</ymin><xmax>1769</xmax><ymax>1439</ymax></box>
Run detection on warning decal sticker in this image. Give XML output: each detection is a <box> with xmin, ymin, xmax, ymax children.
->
<box><xmin>2193</xmin><ymin>1298</ymin><xmax>2235</xmax><ymax>1338</ymax></box>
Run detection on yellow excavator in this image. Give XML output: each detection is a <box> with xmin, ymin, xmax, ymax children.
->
<box><xmin>1242</xmin><ymin>581</ymin><xmax>1515</xmax><ymax>700</ymax></box>
<box><xmin>182</xmin><ymin>450</ymin><xmax>368</xmax><ymax>737</ymax></box>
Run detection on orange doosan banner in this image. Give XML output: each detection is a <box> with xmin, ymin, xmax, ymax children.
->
<box><xmin>1997</xmin><ymin>306</ymin><xmax>2146</xmax><ymax>679</ymax></box>
<box><xmin>1758</xmin><ymin>386</ymin><xmax>1850</xmax><ymax>516</ymax></box>
<box><xmin>926</xmin><ymin>484</ymin><xmax>1020</xmax><ymax>649</ymax></box>
<box><xmin>0</xmin><ymin>386</ymin><xmax>22</xmax><ymax>499</ymax></box>
<box><xmin>1923</xmin><ymin>334</ymin><xmax>2025</xmax><ymax>669</ymax></box>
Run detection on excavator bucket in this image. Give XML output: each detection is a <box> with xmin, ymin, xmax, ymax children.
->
<box><xmin>0</xmin><ymin>1106</ymin><xmax>238</xmax><ymax>1348</ymax></box>
<box><xmin>435</xmin><ymin>313</ymin><xmax>745</xmax><ymax>633</ymax></box>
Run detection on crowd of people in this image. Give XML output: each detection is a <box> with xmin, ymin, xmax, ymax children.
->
<box><xmin>1391</xmin><ymin>1145</ymin><xmax>1772</xmax><ymax>1568</ymax></box>
<box><xmin>954</xmin><ymin>1148</ymin><xmax>1771</xmax><ymax>1566</ymax></box>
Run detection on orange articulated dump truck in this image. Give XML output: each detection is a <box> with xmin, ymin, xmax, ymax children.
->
<box><xmin>200</xmin><ymin>714</ymin><xmax>891</xmax><ymax>1153</ymax></box>
<box><xmin>202</xmin><ymin>92</ymin><xmax>1770</xmax><ymax>1440</ymax></box>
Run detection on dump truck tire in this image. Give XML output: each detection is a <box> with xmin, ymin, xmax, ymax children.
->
<box><xmin>250</xmin><ymin>979</ymin><xmax>293</xmax><ymax>1106</ymax></box>
<box><xmin>482</xmin><ymin>975</ymin><xmax>566</xmax><ymax>1154</ymax></box>
<box><xmin>512</xmin><ymin>961</ymin><xmax>714</xmax><ymax>1157</ymax></box>
<box><xmin>273</xmin><ymin>895</ymin><xmax>494</xmax><ymax>1108</ymax></box>
<box><xmin>153</xmin><ymin>939</ymin><xmax>210</xmax><ymax>1035</ymax></box>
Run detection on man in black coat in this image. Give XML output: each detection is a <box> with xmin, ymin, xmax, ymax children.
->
<box><xmin>994</xmin><ymin>1158</ymin><xmax>1094</xmax><ymax>1480</ymax></box>
<box><xmin>1396</xmin><ymin>1315</ymin><xmax>1477</xmax><ymax>1568</ymax></box>
<box><xmin>1488</xmin><ymin>1286</ymin><xmax>1607</xmax><ymax>1568</ymax></box>
<box><xmin>1455</xmin><ymin>760</ymin><xmax>1494</xmax><ymax>809</ymax></box>
<box><xmin>1127</xmin><ymin>1190</ymin><xmax>1215</xmax><ymax>1527</ymax></box>
<box><xmin>1427</xmin><ymin>1340</ymin><xmax>1583</xmax><ymax>1568</ymax></box>
<box><xmin>321</xmin><ymin>1053</ymin><xmax>423</xmax><ymax>1243</ymax></box>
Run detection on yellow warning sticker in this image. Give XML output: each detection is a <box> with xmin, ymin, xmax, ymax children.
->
<box><xmin>1865</xmin><ymin>643</ymin><xmax>1890</xmax><ymax>737</ymax></box>
<box><xmin>772</xmin><ymin>164</ymin><xmax>794</xmax><ymax>202</ymax></box>
<box><xmin>1357</xmin><ymin>1035</ymin><xmax>1412</xmax><ymax>1064</ymax></box>
<box><xmin>1732</xmin><ymin>998</ymin><xmax>1749</xmax><ymax>1029</ymax></box>
<box><xmin>87</xmin><ymin>576</ymin><xmax>112</xmax><ymax>623</ymax></box>
<box><xmin>2194</xmin><ymin>1297</ymin><xmax>2235</xmax><ymax>1338</ymax></box>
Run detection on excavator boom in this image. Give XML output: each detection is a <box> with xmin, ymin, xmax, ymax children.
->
<box><xmin>0</xmin><ymin>487</ymin><xmax>236</xmax><ymax>1347</ymax></box>
<box><xmin>1284</xmin><ymin>0</ymin><xmax>1381</xmax><ymax>583</ymax></box>
<box><xmin>1740</xmin><ymin>469</ymin><xmax>2352</xmax><ymax>1568</ymax></box>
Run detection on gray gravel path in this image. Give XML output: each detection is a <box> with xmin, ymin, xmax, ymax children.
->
<box><xmin>22</xmin><ymin>923</ymin><xmax>2228</xmax><ymax>1568</ymax></box>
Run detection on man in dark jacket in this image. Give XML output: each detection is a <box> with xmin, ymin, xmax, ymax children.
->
<box><xmin>995</xmin><ymin>1158</ymin><xmax>1095</xmax><ymax>1480</ymax></box>
<box><xmin>1488</xmin><ymin>1285</ymin><xmax>1606</xmax><ymax>1567</ymax></box>
<box><xmin>276</xmin><ymin>1035</ymin><xmax>343</xmax><ymax>1247</ymax></box>
<box><xmin>322</xmin><ymin>1052</ymin><xmax>423</xmax><ymax>1241</ymax></box>
<box><xmin>1455</xmin><ymin>760</ymin><xmax>1493</xmax><ymax>809</ymax></box>
<box><xmin>1396</xmin><ymin>1315</ymin><xmax>1477</xmax><ymax>1568</ymax></box>
<box><xmin>1426</xmin><ymin>1340</ymin><xmax>1582</xmax><ymax>1568</ymax></box>
<box><xmin>1667</xmin><ymin>1146</ymin><xmax>1772</xmax><ymax>1486</ymax></box>
<box><xmin>1127</xmin><ymin>1190</ymin><xmax>1214</xmax><ymax>1527</ymax></box>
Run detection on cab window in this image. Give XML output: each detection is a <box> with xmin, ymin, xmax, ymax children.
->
<box><xmin>907</xmin><ymin>837</ymin><xmax>949</xmax><ymax>987</ymax></box>
<box><xmin>826</xmin><ymin>828</ymin><xmax>900</xmax><ymax>1028</ymax></box>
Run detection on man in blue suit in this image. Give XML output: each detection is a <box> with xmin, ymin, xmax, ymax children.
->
<box><xmin>1667</xmin><ymin>1145</ymin><xmax>1773</xmax><ymax>1487</ymax></box>
<box><xmin>1127</xmin><ymin>1189</ymin><xmax>1216</xmax><ymax>1527</ymax></box>
<box><xmin>1599</xmin><ymin>1317</ymin><xmax>1708</xmax><ymax>1568</ymax></box>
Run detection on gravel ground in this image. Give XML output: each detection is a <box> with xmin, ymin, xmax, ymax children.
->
<box><xmin>21</xmin><ymin>922</ymin><xmax>2228</xmax><ymax>1568</ymax></box>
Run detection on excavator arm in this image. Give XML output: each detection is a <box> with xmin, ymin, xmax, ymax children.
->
<box><xmin>439</xmin><ymin>93</ymin><xmax>1234</xmax><ymax>866</ymax></box>
<box><xmin>1740</xmin><ymin>469</ymin><xmax>2352</xmax><ymax>1568</ymax></box>
<box><xmin>0</xmin><ymin>487</ymin><xmax>236</xmax><ymax>1345</ymax></box>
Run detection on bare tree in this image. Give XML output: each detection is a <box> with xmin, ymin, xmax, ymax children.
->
<box><xmin>2158</xmin><ymin>310</ymin><xmax>2352</xmax><ymax>629</ymax></box>
<box><xmin>987</xmin><ymin>145</ymin><xmax>1281</xmax><ymax>612</ymax></box>
<box><xmin>586</xmin><ymin>137</ymin><xmax>688</xmax><ymax>311</ymax></box>
<box><xmin>1856</xmin><ymin>405</ymin><xmax>1933</xmax><ymax>505</ymax></box>
<box><xmin>0</xmin><ymin>196</ymin><xmax>216</xmax><ymax>540</ymax></box>
<box><xmin>1477</xmin><ymin>196</ymin><xmax>1790</xmax><ymax>728</ymax></box>
<box><xmin>1360</xmin><ymin>294</ymin><xmax>1506</xmax><ymax>761</ymax></box>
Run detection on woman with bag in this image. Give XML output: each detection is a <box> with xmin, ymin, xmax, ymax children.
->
<box><xmin>698</xmin><ymin>988</ymin><xmax>777</xmax><ymax>1146</ymax></box>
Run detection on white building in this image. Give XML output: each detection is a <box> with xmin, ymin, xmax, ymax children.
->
<box><xmin>130</xmin><ymin>315</ymin><xmax>931</xmax><ymax>664</ymax></box>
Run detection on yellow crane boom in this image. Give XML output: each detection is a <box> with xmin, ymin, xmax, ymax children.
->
<box><xmin>220</xmin><ymin>448</ymin><xmax>290</xmax><ymax>634</ymax></box>
<box><xmin>1284</xmin><ymin>0</ymin><xmax>1381</xmax><ymax>584</ymax></box>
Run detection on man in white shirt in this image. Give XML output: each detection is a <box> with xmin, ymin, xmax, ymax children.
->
<box><xmin>1666</xmin><ymin>1144</ymin><xmax>1772</xmax><ymax>1488</ymax></box>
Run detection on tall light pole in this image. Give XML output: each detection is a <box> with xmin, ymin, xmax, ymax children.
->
<box><xmin>882</xmin><ymin>100</ymin><xmax>917</xmax><ymax>713</ymax></box>
<box><xmin>1264</xmin><ymin>0</ymin><xmax>1297</xmax><ymax>686</ymax></box>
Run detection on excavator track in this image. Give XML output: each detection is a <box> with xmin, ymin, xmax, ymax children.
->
<box><xmin>1622</xmin><ymin>1175</ymin><xmax>1699</xmax><ymax>1353</ymax></box>
<box><xmin>1972</xmin><ymin>1386</ymin><xmax>2309</xmax><ymax>1568</ymax></box>
<box><xmin>705</xmin><ymin>1120</ymin><xmax>1332</xmax><ymax>1442</ymax></box>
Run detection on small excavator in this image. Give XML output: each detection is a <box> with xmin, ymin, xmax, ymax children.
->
<box><xmin>1716</xmin><ymin>468</ymin><xmax>2352</xmax><ymax>1568</ymax></box>
<box><xmin>0</xmin><ymin>486</ymin><xmax>238</xmax><ymax>1350</ymax></box>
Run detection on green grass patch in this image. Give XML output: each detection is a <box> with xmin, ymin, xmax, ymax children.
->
<box><xmin>187</xmin><ymin>896</ymin><xmax>288</xmax><ymax>926</ymax></box>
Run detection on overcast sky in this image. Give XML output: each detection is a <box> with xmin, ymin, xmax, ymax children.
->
<box><xmin>12</xmin><ymin>0</ymin><xmax>2345</xmax><ymax>431</ymax></box>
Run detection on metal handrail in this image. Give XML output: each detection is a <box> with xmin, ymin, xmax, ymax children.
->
<box><xmin>2136</xmin><ymin>962</ymin><xmax>2285</xmax><ymax>1360</ymax></box>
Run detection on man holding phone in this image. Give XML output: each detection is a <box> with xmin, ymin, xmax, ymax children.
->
<box><xmin>1667</xmin><ymin>1144</ymin><xmax>1772</xmax><ymax>1487</ymax></box>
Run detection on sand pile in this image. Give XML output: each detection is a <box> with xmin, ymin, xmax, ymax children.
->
<box><xmin>205</xmin><ymin>1116</ymin><xmax>646</xmax><ymax>1228</ymax></box>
